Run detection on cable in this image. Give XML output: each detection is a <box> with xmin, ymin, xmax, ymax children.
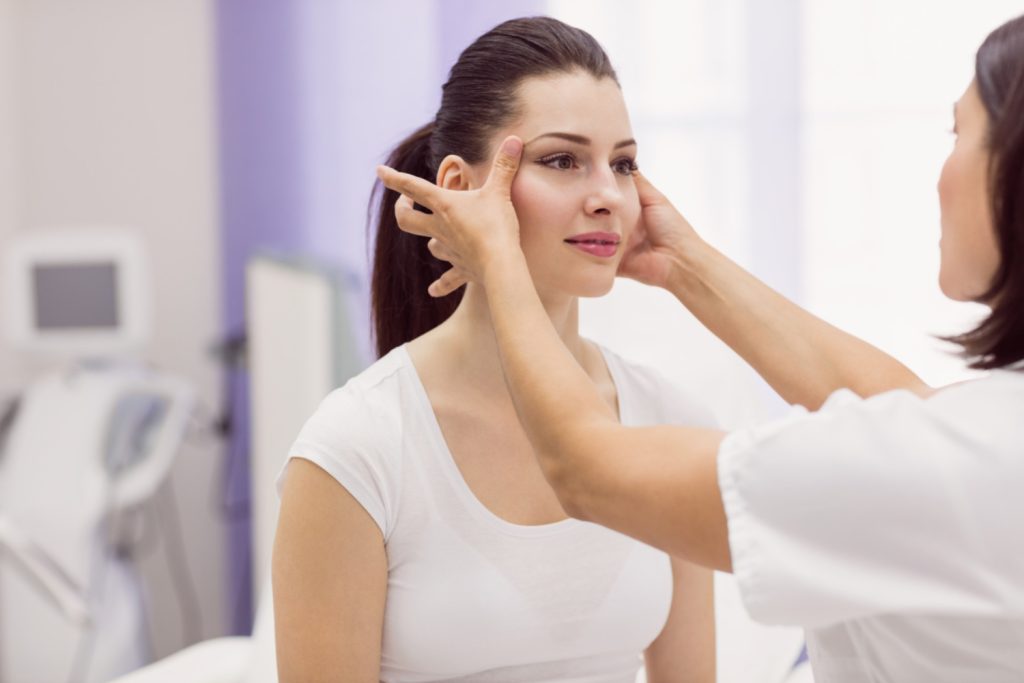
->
<box><xmin>63</xmin><ymin>478</ymin><xmax>118</xmax><ymax>683</ymax></box>
<box><xmin>183</xmin><ymin>396</ymin><xmax>226</xmax><ymax>449</ymax></box>
<box><xmin>0</xmin><ymin>395</ymin><xmax>21</xmax><ymax>459</ymax></box>
<box><xmin>207</xmin><ymin>330</ymin><xmax>255</xmax><ymax>634</ymax></box>
<box><xmin>156</xmin><ymin>479</ymin><xmax>204</xmax><ymax>645</ymax></box>
<box><xmin>219</xmin><ymin>363</ymin><xmax>251</xmax><ymax>522</ymax></box>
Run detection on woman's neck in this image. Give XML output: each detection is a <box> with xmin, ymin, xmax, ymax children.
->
<box><xmin>424</xmin><ymin>282</ymin><xmax>587</xmax><ymax>400</ymax></box>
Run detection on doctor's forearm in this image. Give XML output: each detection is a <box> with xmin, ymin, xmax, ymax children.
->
<box><xmin>481</xmin><ymin>254</ymin><xmax>619</xmax><ymax>499</ymax></box>
<box><xmin>665</xmin><ymin>237</ymin><xmax>928</xmax><ymax>408</ymax></box>
<box><xmin>480</xmin><ymin>255</ymin><xmax>732</xmax><ymax>571</ymax></box>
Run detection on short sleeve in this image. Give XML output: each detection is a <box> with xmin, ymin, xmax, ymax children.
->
<box><xmin>718</xmin><ymin>386</ymin><xmax>1024</xmax><ymax>629</ymax></box>
<box><xmin>276</xmin><ymin>385</ymin><xmax>401</xmax><ymax>540</ymax></box>
<box><xmin>654</xmin><ymin>372</ymin><xmax>719</xmax><ymax>429</ymax></box>
<box><xmin>603</xmin><ymin>348</ymin><xmax>719</xmax><ymax>429</ymax></box>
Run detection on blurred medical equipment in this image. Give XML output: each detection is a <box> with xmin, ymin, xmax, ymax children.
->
<box><xmin>0</xmin><ymin>513</ymin><xmax>90</xmax><ymax>627</ymax></box>
<box><xmin>0</xmin><ymin>230</ymin><xmax>195</xmax><ymax>683</ymax></box>
<box><xmin>109</xmin><ymin>254</ymin><xmax>366</xmax><ymax>683</ymax></box>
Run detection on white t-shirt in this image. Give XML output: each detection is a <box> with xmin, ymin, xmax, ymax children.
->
<box><xmin>281</xmin><ymin>344</ymin><xmax>716</xmax><ymax>683</ymax></box>
<box><xmin>718</xmin><ymin>370</ymin><xmax>1024</xmax><ymax>682</ymax></box>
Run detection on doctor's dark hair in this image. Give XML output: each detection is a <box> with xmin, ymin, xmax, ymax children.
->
<box><xmin>946</xmin><ymin>13</ymin><xmax>1024</xmax><ymax>369</ymax></box>
<box><xmin>368</xmin><ymin>16</ymin><xmax>617</xmax><ymax>358</ymax></box>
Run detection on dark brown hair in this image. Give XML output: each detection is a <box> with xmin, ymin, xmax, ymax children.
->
<box><xmin>369</xmin><ymin>17</ymin><xmax>617</xmax><ymax>358</ymax></box>
<box><xmin>946</xmin><ymin>13</ymin><xmax>1024</xmax><ymax>369</ymax></box>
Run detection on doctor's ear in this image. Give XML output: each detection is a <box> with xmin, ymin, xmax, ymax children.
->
<box><xmin>436</xmin><ymin>155</ymin><xmax>476</xmax><ymax>191</ymax></box>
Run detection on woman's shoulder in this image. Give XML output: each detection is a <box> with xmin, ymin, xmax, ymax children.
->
<box><xmin>927</xmin><ymin>369</ymin><xmax>1024</xmax><ymax>429</ymax></box>
<box><xmin>296</xmin><ymin>346</ymin><xmax>417</xmax><ymax>450</ymax></box>
<box><xmin>332</xmin><ymin>344</ymin><xmax>412</xmax><ymax>396</ymax></box>
<box><xmin>283</xmin><ymin>348</ymin><xmax>418</xmax><ymax>540</ymax></box>
<box><xmin>595</xmin><ymin>343</ymin><xmax>719</xmax><ymax>429</ymax></box>
<box><xmin>958</xmin><ymin>367</ymin><xmax>1024</xmax><ymax>395</ymax></box>
<box><xmin>319</xmin><ymin>345</ymin><xmax>415</xmax><ymax>408</ymax></box>
<box><xmin>802</xmin><ymin>371</ymin><xmax>1024</xmax><ymax>460</ymax></box>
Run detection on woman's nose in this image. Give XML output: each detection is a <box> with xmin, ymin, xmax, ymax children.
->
<box><xmin>583</xmin><ymin>167</ymin><xmax>624</xmax><ymax>216</ymax></box>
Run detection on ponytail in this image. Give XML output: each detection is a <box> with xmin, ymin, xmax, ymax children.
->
<box><xmin>370</xmin><ymin>122</ymin><xmax>464</xmax><ymax>358</ymax></box>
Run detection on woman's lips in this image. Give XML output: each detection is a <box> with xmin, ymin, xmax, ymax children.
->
<box><xmin>564</xmin><ymin>232</ymin><xmax>620</xmax><ymax>258</ymax></box>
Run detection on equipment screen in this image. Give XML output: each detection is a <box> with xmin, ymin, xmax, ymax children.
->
<box><xmin>32</xmin><ymin>262</ymin><xmax>120</xmax><ymax>330</ymax></box>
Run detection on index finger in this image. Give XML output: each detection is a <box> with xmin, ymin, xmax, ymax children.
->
<box><xmin>377</xmin><ymin>165</ymin><xmax>441</xmax><ymax>211</ymax></box>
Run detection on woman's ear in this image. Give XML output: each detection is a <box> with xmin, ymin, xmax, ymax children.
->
<box><xmin>437</xmin><ymin>154</ymin><xmax>474</xmax><ymax>191</ymax></box>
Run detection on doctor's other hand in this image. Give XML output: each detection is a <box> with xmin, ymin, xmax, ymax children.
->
<box><xmin>618</xmin><ymin>170</ymin><xmax>704</xmax><ymax>290</ymax></box>
<box><xmin>377</xmin><ymin>135</ymin><xmax>525</xmax><ymax>298</ymax></box>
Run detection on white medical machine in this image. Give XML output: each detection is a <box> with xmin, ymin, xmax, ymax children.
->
<box><xmin>0</xmin><ymin>230</ymin><xmax>194</xmax><ymax>683</ymax></box>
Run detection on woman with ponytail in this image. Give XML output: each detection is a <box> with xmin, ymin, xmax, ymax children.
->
<box><xmin>273</xmin><ymin>17</ymin><xmax>717</xmax><ymax>683</ymax></box>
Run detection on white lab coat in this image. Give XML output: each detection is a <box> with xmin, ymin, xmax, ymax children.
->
<box><xmin>717</xmin><ymin>369</ymin><xmax>1024</xmax><ymax>682</ymax></box>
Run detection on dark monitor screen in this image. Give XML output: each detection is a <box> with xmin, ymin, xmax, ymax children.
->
<box><xmin>32</xmin><ymin>262</ymin><xmax>120</xmax><ymax>330</ymax></box>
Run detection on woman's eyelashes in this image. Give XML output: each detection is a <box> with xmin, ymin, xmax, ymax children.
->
<box><xmin>612</xmin><ymin>157</ymin><xmax>639</xmax><ymax>175</ymax></box>
<box><xmin>538</xmin><ymin>152</ymin><xmax>578</xmax><ymax>171</ymax></box>
<box><xmin>536</xmin><ymin>152</ymin><xmax>638</xmax><ymax>176</ymax></box>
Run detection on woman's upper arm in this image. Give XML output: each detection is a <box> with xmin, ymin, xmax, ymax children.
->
<box><xmin>644</xmin><ymin>558</ymin><xmax>716</xmax><ymax>683</ymax></box>
<box><xmin>272</xmin><ymin>457</ymin><xmax>388</xmax><ymax>683</ymax></box>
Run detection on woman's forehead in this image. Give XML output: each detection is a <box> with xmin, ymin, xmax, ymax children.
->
<box><xmin>511</xmin><ymin>72</ymin><xmax>632</xmax><ymax>143</ymax></box>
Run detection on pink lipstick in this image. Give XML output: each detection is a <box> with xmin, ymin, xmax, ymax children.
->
<box><xmin>564</xmin><ymin>232</ymin><xmax>620</xmax><ymax>258</ymax></box>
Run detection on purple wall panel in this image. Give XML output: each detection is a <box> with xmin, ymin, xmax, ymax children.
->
<box><xmin>216</xmin><ymin>0</ymin><xmax>308</xmax><ymax>333</ymax></box>
<box><xmin>436</xmin><ymin>0</ymin><xmax>546</xmax><ymax>87</ymax></box>
<box><xmin>215</xmin><ymin>0</ymin><xmax>310</xmax><ymax>635</ymax></box>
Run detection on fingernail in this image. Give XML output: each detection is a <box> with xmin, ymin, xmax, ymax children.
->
<box><xmin>502</xmin><ymin>137</ymin><xmax>522</xmax><ymax>156</ymax></box>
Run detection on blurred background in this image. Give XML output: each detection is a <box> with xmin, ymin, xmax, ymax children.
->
<box><xmin>0</xmin><ymin>1</ymin><xmax>1019</xmax><ymax>682</ymax></box>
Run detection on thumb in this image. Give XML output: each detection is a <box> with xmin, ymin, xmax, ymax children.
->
<box><xmin>632</xmin><ymin>169</ymin><xmax>666</xmax><ymax>209</ymax></box>
<box><xmin>485</xmin><ymin>136</ymin><xmax>523</xmax><ymax>198</ymax></box>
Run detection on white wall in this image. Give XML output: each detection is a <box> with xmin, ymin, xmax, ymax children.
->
<box><xmin>0</xmin><ymin>0</ymin><xmax>227</xmax><ymax>659</ymax></box>
<box><xmin>0</xmin><ymin>1</ymin><xmax>21</xmax><ymax>381</ymax></box>
<box><xmin>800</xmin><ymin>0</ymin><xmax>1021</xmax><ymax>388</ymax></box>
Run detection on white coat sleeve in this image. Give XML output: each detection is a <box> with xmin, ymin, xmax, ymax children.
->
<box><xmin>717</xmin><ymin>383</ymin><xmax>1024</xmax><ymax>629</ymax></box>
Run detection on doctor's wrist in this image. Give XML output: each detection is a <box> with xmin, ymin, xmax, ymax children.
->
<box><xmin>481</xmin><ymin>247</ymin><xmax>530</xmax><ymax>289</ymax></box>
<box><xmin>665</xmin><ymin>236</ymin><xmax>716</xmax><ymax>299</ymax></box>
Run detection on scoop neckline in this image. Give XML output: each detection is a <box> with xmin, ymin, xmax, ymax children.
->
<box><xmin>397</xmin><ymin>343</ymin><xmax>628</xmax><ymax>538</ymax></box>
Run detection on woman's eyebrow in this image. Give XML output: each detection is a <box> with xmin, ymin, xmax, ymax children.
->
<box><xmin>525</xmin><ymin>132</ymin><xmax>637</xmax><ymax>149</ymax></box>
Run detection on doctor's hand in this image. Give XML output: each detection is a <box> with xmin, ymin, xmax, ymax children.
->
<box><xmin>618</xmin><ymin>170</ymin><xmax>704</xmax><ymax>289</ymax></box>
<box><xmin>377</xmin><ymin>136</ymin><xmax>525</xmax><ymax>298</ymax></box>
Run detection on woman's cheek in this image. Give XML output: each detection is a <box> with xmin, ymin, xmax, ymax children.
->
<box><xmin>510</xmin><ymin>170</ymin><xmax>566</xmax><ymax>228</ymax></box>
<box><xmin>622</xmin><ymin>185</ymin><xmax>642</xmax><ymax>239</ymax></box>
<box><xmin>508</xmin><ymin>171</ymin><xmax>532</xmax><ymax>211</ymax></box>
<box><xmin>937</xmin><ymin>152</ymin><xmax>957</xmax><ymax>224</ymax></box>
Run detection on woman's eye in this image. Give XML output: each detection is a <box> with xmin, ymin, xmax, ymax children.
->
<box><xmin>612</xmin><ymin>158</ymin><xmax>637</xmax><ymax>176</ymax></box>
<box><xmin>540</xmin><ymin>154</ymin><xmax>576</xmax><ymax>170</ymax></box>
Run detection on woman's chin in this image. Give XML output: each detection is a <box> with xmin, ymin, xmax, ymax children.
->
<box><xmin>572</xmin><ymin>277</ymin><xmax>617</xmax><ymax>299</ymax></box>
<box><xmin>536</xmin><ymin>270</ymin><xmax>617</xmax><ymax>300</ymax></box>
<box><xmin>938</xmin><ymin>274</ymin><xmax>966</xmax><ymax>302</ymax></box>
<box><xmin>938</xmin><ymin>260</ymin><xmax>997</xmax><ymax>303</ymax></box>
